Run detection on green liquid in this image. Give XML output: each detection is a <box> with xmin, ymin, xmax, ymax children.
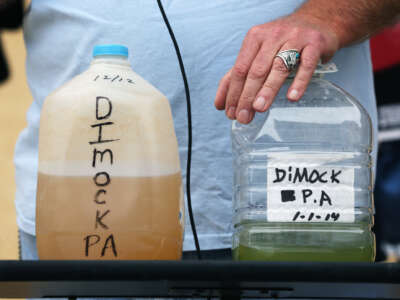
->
<box><xmin>233</xmin><ymin>223</ymin><xmax>375</xmax><ymax>262</ymax></box>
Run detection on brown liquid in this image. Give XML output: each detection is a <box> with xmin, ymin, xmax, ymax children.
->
<box><xmin>36</xmin><ymin>172</ymin><xmax>183</xmax><ymax>260</ymax></box>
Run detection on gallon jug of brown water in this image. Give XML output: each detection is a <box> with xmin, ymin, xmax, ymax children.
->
<box><xmin>36</xmin><ymin>44</ymin><xmax>184</xmax><ymax>260</ymax></box>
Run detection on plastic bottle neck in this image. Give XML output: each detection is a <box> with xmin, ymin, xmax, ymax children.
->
<box><xmin>90</xmin><ymin>55</ymin><xmax>130</xmax><ymax>68</ymax></box>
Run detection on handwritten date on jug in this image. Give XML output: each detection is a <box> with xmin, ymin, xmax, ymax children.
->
<box><xmin>93</xmin><ymin>74</ymin><xmax>135</xmax><ymax>84</ymax></box>
<box><xmin>292</xmin><ymin>211</ymin><xmax>341</xmax><ymax>222</ymax></box>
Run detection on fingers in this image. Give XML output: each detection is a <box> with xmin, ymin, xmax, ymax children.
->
<box><xmin>233</xmin><ymin>43</ymin><xmax>281</xmax><ymax>124</ymax></box>
<box><xmin>234</xmin><ymin>43</ymin><xmax>321</xmax><ymax>121</ymax></box>
<box><xmin>214</xmin><ymin>70</ymin><xmax>231</xmax><ymax>110</ymax></box>
<box><xmin>250</xmin><ymin>48</ymin><xmax>293</xmax><ymax>114</ymax></box>
<box><xmin>224</xmin><ymin>28</ymin><xmax>262</xmax><ymax>120</ymax></box>
<box><xmin>287</xmin><ymin>45</ymin><xmax>320</xmax><ymax>101</ymax></box>
<box><xmin>214</xmin><ymin>15</ymin><xmax>341</xmax><ymax>124</ymax></box>
<box><xmin>215</xmin><ymin>25</ymin><xmax>329</xmax><ymax>124</ymax></box>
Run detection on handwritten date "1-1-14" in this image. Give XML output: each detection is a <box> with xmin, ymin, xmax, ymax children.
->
<box><xmin>292</xmin><ymin>211</ymin><xmax>340</xmax><ymax>222</ymax></box>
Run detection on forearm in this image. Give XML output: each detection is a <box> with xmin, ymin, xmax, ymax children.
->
<box><xmin>295</xmin><ymin>0</ymin><xmax>400</xmax><ymax>47</ymax></box>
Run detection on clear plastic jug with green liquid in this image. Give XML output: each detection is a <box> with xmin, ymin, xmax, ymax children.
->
<box><xmin>232</xmin><ymin>65</ymin><xmax>375</xmax><ymax>262</ymax></box>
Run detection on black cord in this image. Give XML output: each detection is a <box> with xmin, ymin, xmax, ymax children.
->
<box><xmin>156</xmin><ymin>0</ymin><xmax>202</xmax><ymax>260</ymax></box>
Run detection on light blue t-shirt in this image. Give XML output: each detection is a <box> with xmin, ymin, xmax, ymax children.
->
<box><xmin>16</xmin><ymin>0</ymin><xmax>377</xmax><ymax>250</ymax></box>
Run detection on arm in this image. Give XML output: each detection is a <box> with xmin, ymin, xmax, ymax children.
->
<box><xmin>214</xmin><ymin>0</ymin><xmax>400</xmax><ymax>124</ymax></box>
<box><xmin>298</xmin><ymin>0</ymin><xmax>400</xmax><ymax>47</ymax></box>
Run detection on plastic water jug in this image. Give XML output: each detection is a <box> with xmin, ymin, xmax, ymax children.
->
<box><xmin>232</xmin><ymin>65</ymin><xmax>375</xmax><ymax>262</ymax></box>
<box><xmin>36</xmin><ymin>45</ymin><xmax>184</xmax><ymax>260</ymax></box>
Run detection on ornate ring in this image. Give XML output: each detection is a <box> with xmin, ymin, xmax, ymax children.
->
<box><xmin>275</xmin><ymin>49</ymin><xmax>301</xmax><ymax>72</ymax></box>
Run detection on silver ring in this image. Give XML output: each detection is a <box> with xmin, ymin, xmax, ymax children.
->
<box><xmin>275</xmin><ymin>49</ymin><xmax>300</xmax><ymax>72</ymax></box>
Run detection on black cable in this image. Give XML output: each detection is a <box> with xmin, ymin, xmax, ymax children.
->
<box><xmin>156</xmin><ymin>0</ymin><xmax>202</xmax><ymax>260</ymax></box>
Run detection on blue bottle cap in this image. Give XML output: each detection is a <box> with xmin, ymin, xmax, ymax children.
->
<box><xmin>93</xmin><ymin>44</ymin><xmax>129</xmax><ymax>58</ymax></box>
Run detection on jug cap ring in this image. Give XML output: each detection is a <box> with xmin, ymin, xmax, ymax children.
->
<box><xmin>93</xmin><ymin>44</ymin><xmax>129</xmax><ymax>58</ymax></box>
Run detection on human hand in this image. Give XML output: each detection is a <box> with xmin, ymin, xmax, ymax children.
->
<box><xmin>214</xmin><ymin>13</ymin><xmax>340</xmax><ymax>124</ymax></box>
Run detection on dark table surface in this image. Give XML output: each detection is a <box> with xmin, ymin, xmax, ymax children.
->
<box><xmin>0</xmin><ymin>260</ymin><xmax>399</xmax><ymax>299</ymax></box>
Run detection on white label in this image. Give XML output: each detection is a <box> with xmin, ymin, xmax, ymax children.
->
<box><xmin>267</xmin><ymin>166</ymin><xmax>355</xmax><ymax>223</ymax></box>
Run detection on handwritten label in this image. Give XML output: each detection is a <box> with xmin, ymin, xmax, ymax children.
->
<box><xmin>83</xmin><ymin>95</ymin><xmax>119</xmax><ymax>257</ymax></box>
<box><xmin>267</xmin><ymin>166</ymin><xmax>355</xmax><ymax>223</ymax></box>
<box><xmin>93</xmin><ymin>74</ymin><xmax>135</xmax><ymax>84</ymax></box>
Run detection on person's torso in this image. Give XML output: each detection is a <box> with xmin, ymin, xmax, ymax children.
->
<box><xmin>16</xmin><ymin>0</ymin><xmax>376</xmax><ymax>251</ymax></box>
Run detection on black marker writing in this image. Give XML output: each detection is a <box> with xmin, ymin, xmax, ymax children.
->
<box><xmin>89</xmin><ymin>122</ymin><xmax>120</xmax><ymax>145</ymax></box>
<box><xmin>94</xmin><ymin>189</ymin><xmax>107</xmax><ymax>205</ymax></box>
<box><xmin>273</xmin><ymin>167</ymin><xmax>342</xmax><ymax>184</ymax></box>
<box><xmin>92</xmin><ymin>148</ymin><xmax>113</xmax><ymax>167</ymax></box>
<box><xmin>93</xmin><ymin>74</ymin><xmax>135</xmax><ymax>85</ymax></box>
<box><xmin>102</xmin><ymin>234</ymin><xmax>118</xmax><ymax>257</ymax></box>
<box><xmin>96</xmin><ymin>96</ymin><xmax>112</xmax><ymax>120</ymax></box>
<box><xmin>84</xmin><ymin>95</ymin><xmax>119</xmax><ymax>257</ymax></box>
<box><xmin>93</xmin><ymin>172</ymin><xmax>111</xmax><ymax>187</ymax></box>
<box><xmin>95</xmin><ymin>209</ymin><xmax>110</xmax><ymax>229</ymax></box>
<box><xmin>84</xmin><ymin>234</ymin><xmax>118</xmax><ymax>257</ymax></box>
<box><xmin>292</xmin><ymin>211</ymin><xmax>341</xmax><ymax>222</ymax></box>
